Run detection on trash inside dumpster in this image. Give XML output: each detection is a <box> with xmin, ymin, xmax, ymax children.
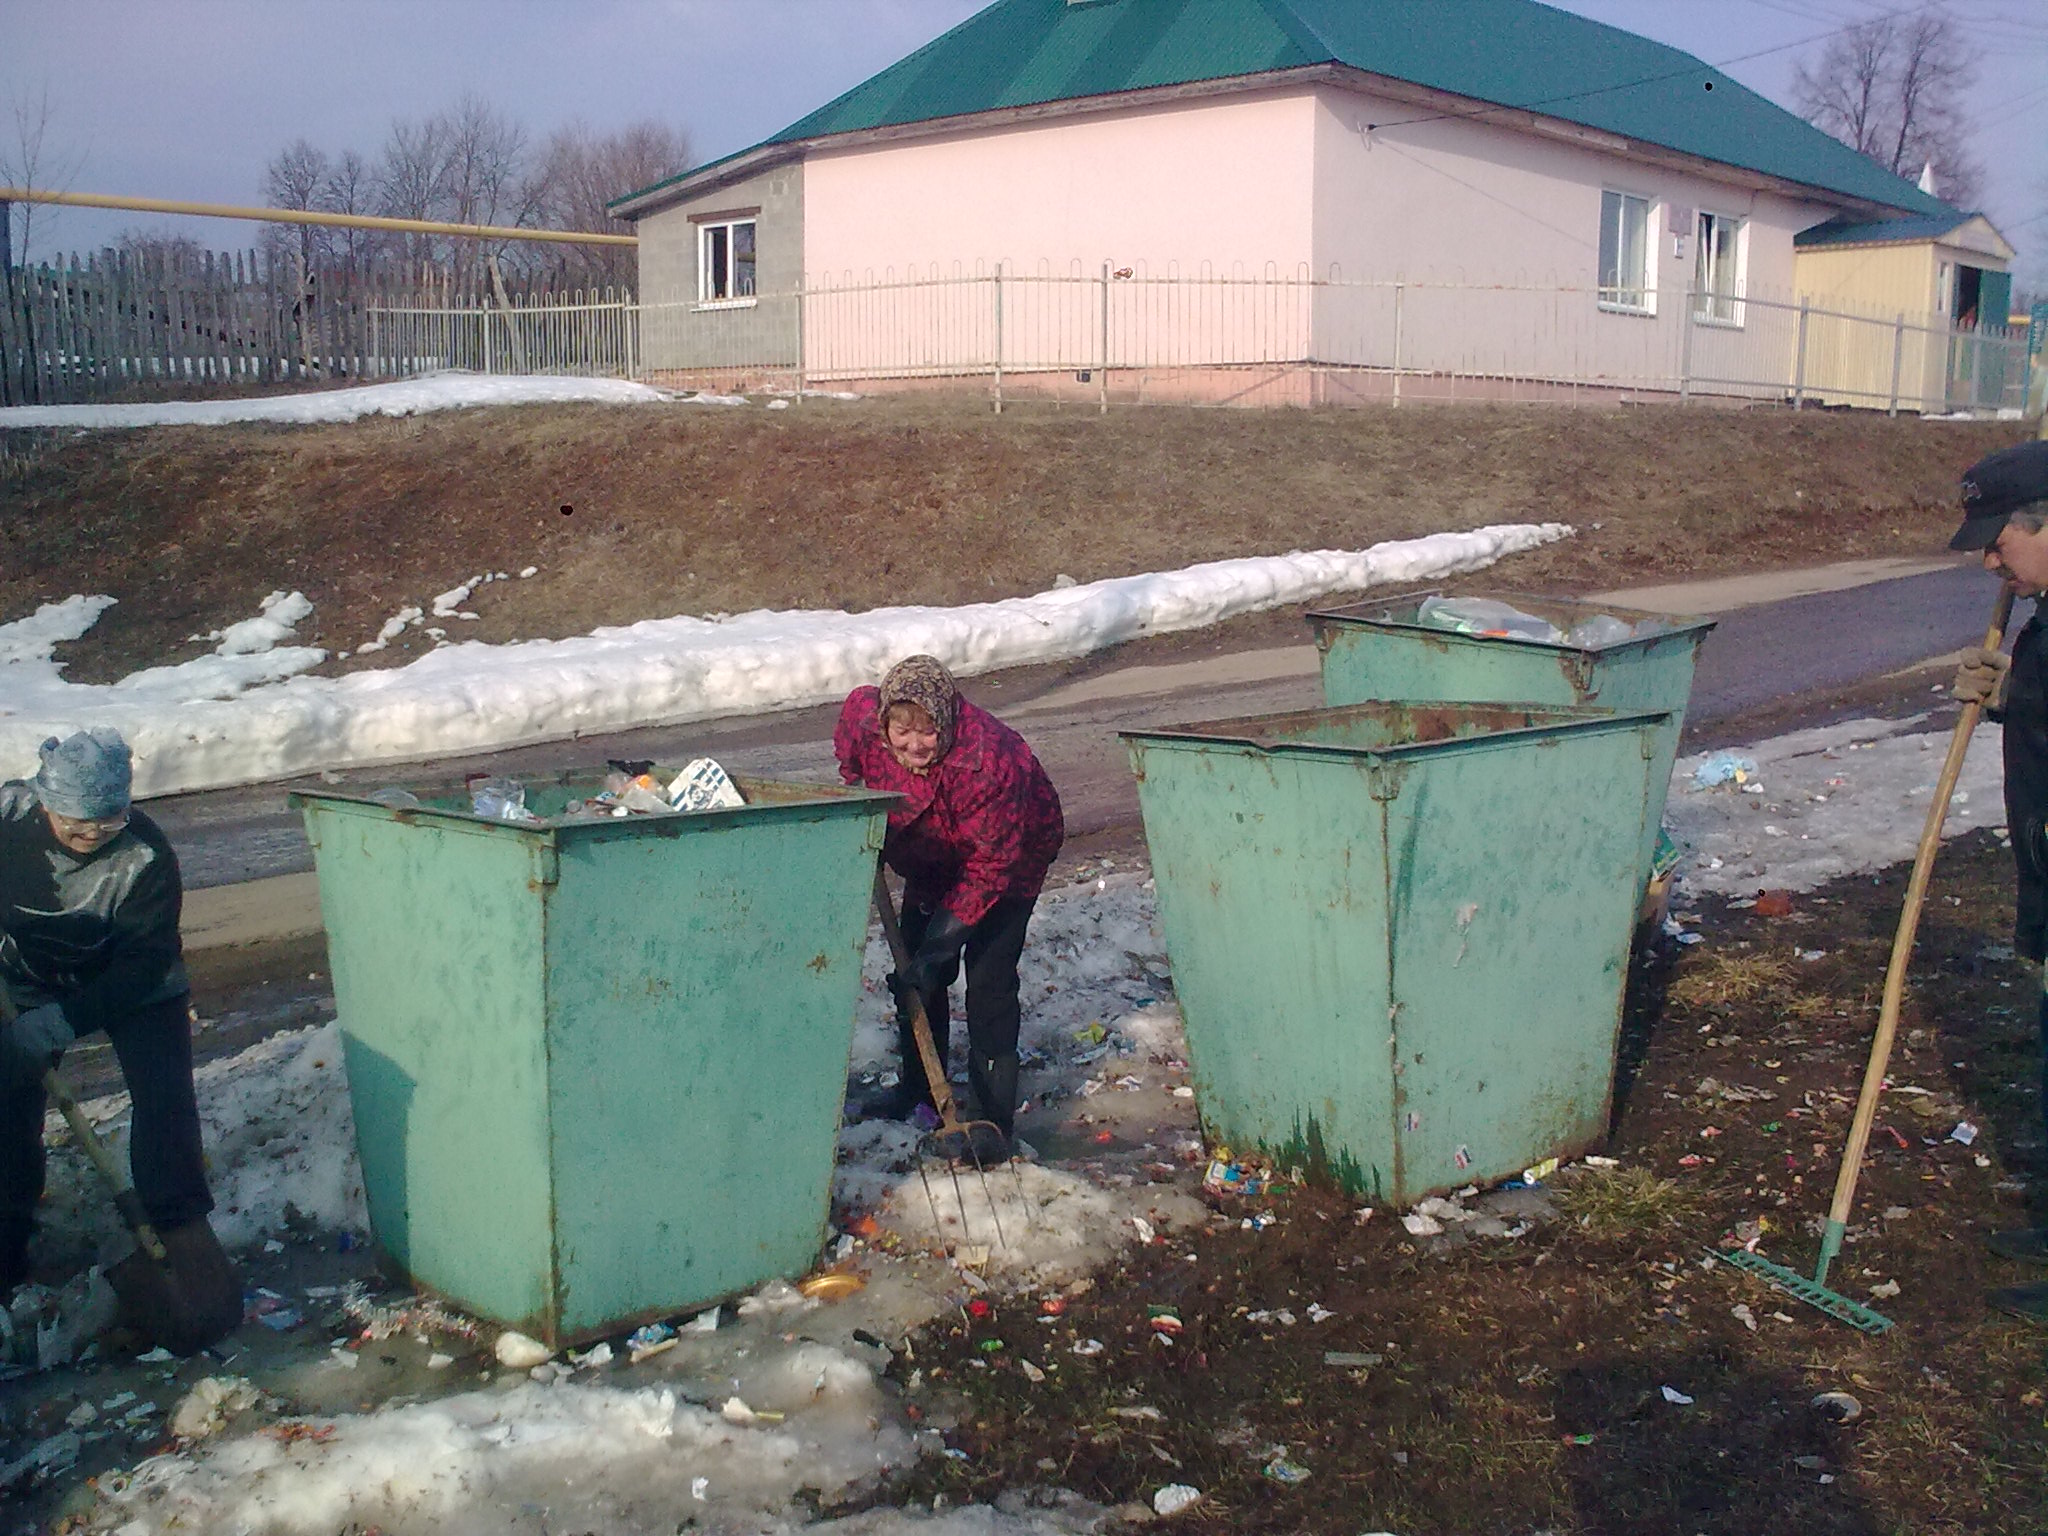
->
<box><xmin>1307</xmin><ymin>591</ymin><xmax>1713</xmax><ymax>885</ymax></box>
<box><xmin>1123</xmin><ymin>700</ymin><xmax>1669</xmax><ymax>1206</ymax></box>
<box><xmin>291</xmin><ymin>764</ymin><xmax>895</xmax><ymax>1347</ymax></box>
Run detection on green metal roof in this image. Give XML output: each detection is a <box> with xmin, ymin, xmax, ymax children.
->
<box><xmin>1795</xmin><ymin>213</ymin><xmax>1977</xmax><ymax>248</ymax></box>
<box><xmin>616</xmin><ymin>0</ymin><xmax>1950</xmax><ymax>217</ymax></box>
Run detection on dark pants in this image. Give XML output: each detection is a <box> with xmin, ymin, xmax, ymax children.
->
<box><xmin>0</xmin><ymin>994</ymin><xmax>213</xmax><ymax>1277</ymax></box>
<box><xmin>898</xmin><ymin>896</ymin><xmax>1033</xmax><ymax>1135</ymax></box>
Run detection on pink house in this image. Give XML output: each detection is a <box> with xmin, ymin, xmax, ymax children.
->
<box><xmin>610</xmin><ymin>0</ymin><xmax>1956</xmax><ymax>402</ymax></box>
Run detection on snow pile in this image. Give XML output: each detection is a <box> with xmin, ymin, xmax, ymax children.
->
<box><xmin>0</xmin><ymin>522</ymin><xmax>1573</xmax><ymax>797</ymax></box>
<box><xmin>0</xmin><ymin>372</ymin><xmax>677</xmax><ymax>430</ymax></box>
<box><xmin>1668</xmin><ymin>713</ymin><xmax>2005</xmax><ymax>895</ymax></box>
<box><xmin>48</xmin><ymin>1023</ymin><xmax>366</xmax><ymax>1253</ymax></box>
<box><xmin>97</xmin><ymin>1377</ymin><xmax>917</xmax><ymax>1536</ymax></box>
<box><xmin>205</xmin><ymin>590</ymin><xmax>314</xmax><ymax>657</ymax></box>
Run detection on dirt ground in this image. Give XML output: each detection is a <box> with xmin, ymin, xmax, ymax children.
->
<box><xmin>841</xmin><ymin>830</ymin><xmax>2047</xmax><ymax>1536</ymax></box>
<box><xmin>0</xmin><ymin>396</ymin><xmax>2027</xmax><ymax>684</ymax></box>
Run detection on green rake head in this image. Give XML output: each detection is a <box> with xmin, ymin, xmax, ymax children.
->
<box><xmin>1713</xmin><ymin>1247</ymin><xmax>1895</xmax><ymax>1335</ymax></box>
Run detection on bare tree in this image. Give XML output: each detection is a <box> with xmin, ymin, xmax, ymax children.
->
<box><xmin>115</xmin><ymin>228</ymin><xmax>208</xmax><ymax>274</ymax></box>
<box><xmin>321</xmin><ymin>149</ymin><xmax>382</xmax><ymax>275</ymax></box>
<box><xmin>1793</xmin><ymin>13</ymin><xmax>1982</xmax><ymax>207</ymax></box>
<box><xmin>261</xmin><ymin>138</ymin><xmax>334</xmax><ymax>274</ymax></box>
<box><xmin>376</xmin><ymin>115</ymin><xmax>453</xmax><ymax>269</ymax></box>
<box><xmin>0</xmin><ymin>84</ymin><xmax>85</xmax><ymax>268</ymax></box>
<box><xmin>522</xmin><ymin>119</ymin><xmax>691</xmax><ymax>289</ymax></box>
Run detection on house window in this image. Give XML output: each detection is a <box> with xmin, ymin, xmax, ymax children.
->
<box><xmin>699</xmin><ymin>219</ymin><xmax>756</xmax><ymax>304</ymax></box>
<box><xmin>1694</xmin><ymin>212</ymin><xmax>1744</xmax><ymax>325</ymax></box>
<box><xmin>1598</xmin><ymin>190</ymin><xmax>1652</xmax><ymax>313</ymax></box>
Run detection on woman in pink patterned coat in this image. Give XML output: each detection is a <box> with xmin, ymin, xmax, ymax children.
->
<box><xmin>835</xmin><ymin>655</ymin><xmax>1064</xmax><ymax>1156</ymax></box>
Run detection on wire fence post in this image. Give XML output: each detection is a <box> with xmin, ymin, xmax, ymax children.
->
<box><xmin>1887</xmin><ymin>312</ymin><xmax>1904</xmax><ymax>417</ymax></box>
<box><xmin>793</xmin><ymin>284</ymin><xmax>805</xmax><ymax>400</ymax></box>
<box><xmin>1392</xmin><ymin>280</ymin><xmax>1404</xmax><ymax>407</ymax></box>
<box><xmin>1099</xmin><ymin>259</ymin><xmax>1109</xmax><ymax>415</ymax></box>
<box><xmin>1678</xmin><ymin>288</ymin><xmax>1694</xmax><ymax>405</ymax></box>
<box><xmin>1792</xmin><ymin>297</ymin><xmax>1809</xmax><ymax>408</ymax></box>
<box><xmin>992</xmin><ymin>267</ymin><xmax>1004</xmax><ymax>415</ymax></box>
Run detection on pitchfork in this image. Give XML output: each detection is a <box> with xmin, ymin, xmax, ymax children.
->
<box><xmin>871</xmin><ymin>867</ymin><xmax>1026</xmax><ymax>1253</ymax></box>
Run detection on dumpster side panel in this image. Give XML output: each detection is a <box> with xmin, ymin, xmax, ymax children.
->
<box><xmin>1128</xmin><ymin>742</ymin><xmax>1398</xmax><ymax>1199</ymax></box>
<box><xmin>301</xmin><ymin>806</ymin><xmax>557</xmax><ymax>1329</ymax></box>
<box><xmin>1382</xmin><ymin>723</ymin><xmax>1658</xmax><ymax>1196</ymax></box>
<box><xmin>1316</xmin><ymin>625</ymin><xmax>1704</xmax><ymax>876</ymax></box>
<box><xmin>543</xmin><ymin>804</ymin><xmax>886</xmax><ymax>1340</ymax></box>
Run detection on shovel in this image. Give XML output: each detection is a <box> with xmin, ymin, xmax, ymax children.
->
<box><xmin>871</xmin><ymin>867</ymin><xmax>1026</xmax><ymax>1253</ymax></box>
<box><xmin>1719</xmin><ymin>586</ymin><xmax>2015</xmax><ymax>1333</ymax></box>
<box><xmin>0</xmin><ymin>978</ymin><xmax>241</xmax><ymax>1354</ymax></box>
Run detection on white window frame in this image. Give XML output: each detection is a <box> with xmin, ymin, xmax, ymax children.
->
<box><xmin>1693</xmin><ymin>211</ymin><xmax>1746</xmax><ymax>328</ymax></box>
<box><xmin>1597</xmin><ymin>189</ymin><xmax>1655</xmax><ymax>316</ymax></box>
<box><xmin>697</xmin><ymin>217</ymin><xmax>757</xmax><ymax>308</ymax></box>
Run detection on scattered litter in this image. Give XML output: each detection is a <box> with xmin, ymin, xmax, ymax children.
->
<box><xmin>1521</xmin><ymin>1156</ymin><xmax>1560</xmax><ymax>1185</ymax></box>
<box><xmin>568</xmin><ymin>1342</ymin><xmax>613</xmax><ymax>1370</ymax></box>
<box><xmin>1949</xmin><ymin>1121</ymin><xmax>1979</xmax><ymax>1146</ymax></box>
<box><xmin>1072</xmin><ymin>1339</ymin><xmax>1106</xmax><ymax>1357</ymax></box>
<box><xmin>1417</xmin><ymin>595</ymin><xmax>1562</xmax><ymax>643</ymax></box>
<box><xmin>1584</xmin><ymin>1155</ymin><xmax>1620</xmax><ymax>1169</ymax></box>
<box><xmin>682</xmin><ymin>1306</ymin><xmax>720</xmax><ymax>1334</ymax></box>
<box><xmin>1732</xmin><ymin>1304</ymin><xmax>1758</xmax><ymax>1332</ymax></box>
<box><xmin>626</xmin><ymin>1323</ymin><xmax>678</xmax><ymax>1363</ymax></box>
<box><xmin>1811</xmin><ymin>1391</ymin><xmax>1863</xmax><ymax>1423</ymax></box>
<box><xmin>1325</xmin><ymin>1351</ymin><xmax>1383</xmax><ymax>1368</ymax></box>
<box><xmin>1262</xmin><ymin>1454</ymin><xmax>1313</xmax><ymax>1485</ymax></box>
<box><xmin>1111</xmin><ymin>1405</ymin><xmax>1165</xmax><ymax>1421</ymax></box>
<box><xmin>427</xmin><ymin>1352</ymin><xmax>454</xmax><ymax>1370</ymax></box>
<box><xmin>1693</xmin><ymin>753</ymin><xmax>1759</xmax><ymax>788</ymax></box>
<box><xmin>721</xmin><ymin>1396</ymin><xmax>785</xmax><ymax>1425</ymax></box>
<box><xmin>493</xmin><ymin>1331</ymin><xmax>551</xmax><ymax>1369</ymax></box>
<box><xmin>1401</xmin><ymin>1211</ymin><xmax>1444</xmax><ymax>1237</ymax></box>
<box><xmin>1019</xmin><ymin>1360</ymin><xmax>1046</xmax><ymax>1383</ymax></box>
<box><xmin>1152</xmin><ymin>1483</ymin><xmax>1203</xmax><ymax>1516</ymax></box>
<box><xmin>1660</xmin><ymin>1386</ymin><xmax>1694</xmax><ymax>1406</ymax></box>
<box><xmin>1307</xmin><ymin>1304</ymin><xmax>1336</xmax><ymax>1323</ymax></box>
<box><xmin>1132</xmin><ymin>1216</ymin><xmax>1157</xmax><ymax>1245</ymax></box>
<box><xmin>798</xmin><ymin>1272</ymin><xmax>865</xmax><ymax>1302</ymax></box>
<box><xmin>169</xmin><ymin>1376</ymin><xmax>261</xmax><ymax>1441</ymax></box>
<box><xmin>1869</xmin><ymin>1279</ymin><xmax>1901</xmax><ymax>1300</ymax></box>
<box><xmin>667</xmin><ymin>757</ymin><xmax>746</xmax><ymax>812</ymax></box>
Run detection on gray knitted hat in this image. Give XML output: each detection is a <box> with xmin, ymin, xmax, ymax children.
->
<box><xmin>36</xmin><ymin>728</ymin><xmax>134</xmax><ymax>820</ymax></box>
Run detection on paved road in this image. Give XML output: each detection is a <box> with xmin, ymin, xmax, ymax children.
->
<box><xmin>152</xmin><ymin>559</ymin><xmax>2012</xmax><ymax>951</ymax></box>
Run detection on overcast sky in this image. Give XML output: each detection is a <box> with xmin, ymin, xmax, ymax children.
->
<box><xmin>6</xmin><ymin>0</ymin><xmax>2045</xmax><ymax>285</ymax></box>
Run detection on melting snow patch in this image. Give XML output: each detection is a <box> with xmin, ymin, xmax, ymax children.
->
<box><xmin>0</xmin><ymin>523</ymin><xmax>1571</xmax><ymax>794</ymax></box>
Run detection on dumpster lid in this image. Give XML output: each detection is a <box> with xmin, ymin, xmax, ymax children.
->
<box><xmin>1121</xmin><ymin>698</ymin><xmax>1670</xmax><ymax>758</ymax></box>
<box><xmin>1305</xmin><ymin>589</ymin><xmax>1715</xmax><ymax>651</ymax></box>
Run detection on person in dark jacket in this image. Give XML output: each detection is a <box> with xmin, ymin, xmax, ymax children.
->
<box><xmin>1949</xmin><ymin>437</ymin><xmax>2048</xmax><ymax>1325</ymax></box>
<box><xmin>0</xmin><ymin>729</ymin><xmax>217</xmax><ymax>1295</ymax></box>
<box><xmin>835</xmin><ymin>656</ymin><xmax>1064</xmax><ymax>1159</ymax></box>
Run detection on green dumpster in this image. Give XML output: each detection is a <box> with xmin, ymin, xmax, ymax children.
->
<box><xmin>291</xmin><ymin>773</ymin><xmax>894</xmax><ymax>1347</ymax></box>
<box><xmin>1123</xmin><ymin>700</ymin><xmax>1669</xmax><ymax>1205</ymax></box>
<box><xmin>1306</xmin><ymin>591</ymin><xmax>1714</xmax><ymax>882</ymax></box>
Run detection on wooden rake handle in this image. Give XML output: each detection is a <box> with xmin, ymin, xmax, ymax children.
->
<box><xmin>871</xmin><ymin>865</ymin><xmax>961</xmax><ymax>1128</ymax></box>
<box><xmin>1826</xmin><ymin>586</ymin><xmax>2015</xmax><ymax>1239</ymax></box>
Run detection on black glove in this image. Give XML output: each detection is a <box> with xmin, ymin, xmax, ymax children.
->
<box><xmin>3</xmin><ymin>1002</ymin><xmax>73</xmax><ymax>1085</ymax></box>
<box><xmin>902</xmin><ymin>908</ymin><xmax>971</xmax><ymax>998</ymax></box>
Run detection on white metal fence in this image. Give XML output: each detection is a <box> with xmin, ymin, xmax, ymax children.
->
<box><xmin>369</xmin><ymin>268</ymin><xmax>2034</xmax><ymax>415</ymax></box>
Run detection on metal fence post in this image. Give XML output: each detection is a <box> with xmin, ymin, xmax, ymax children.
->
<box><xmin>1678</xmin><ymin>288</ymin><xmax>1694</xmax><ymax>404</ymax></box>
<box><xmin>1392</xmin><ymin>281</ymin><xmax>1404</xmax><ymax>406</ymax></box>
<box><xmin>1099</xmin><ymin>259</ymin><xmax>1109</xmax><ymax>415</ymax></box>
<box><xmin>1887</xmin><ymin>313</ymin><xmax>1904</xmax><ymax>417</ymax></box>
<box><xmin>993</xmin><ymin>268</ymin><xmax>1004</xmax><ymax>415</ymax></box>
<box><xmin>793</xmin><ymin>284</ymin><xmax>805</xmax><ymax>400</ymax></box>
<box><xmin>1792</xmin><ymin>297</ymin><xmax>1809</xmax><ymax>408</ymax></box>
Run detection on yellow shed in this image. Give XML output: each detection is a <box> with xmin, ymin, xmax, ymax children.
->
<box><xmin>1792</xmin><ymin>212</ymin><xmax>2016</xmax><ymax>412</ymax></box>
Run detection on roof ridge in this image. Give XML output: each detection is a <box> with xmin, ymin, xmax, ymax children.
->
<box><xmin>1255</xmin><ymin>0</ymin><xmax>1342</xmax><ymax>64</ymax></box>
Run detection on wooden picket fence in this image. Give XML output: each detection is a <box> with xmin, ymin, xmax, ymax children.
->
<box><xmin>0</xmin><ymin>250</ymin><xmax>573</xmax><ymax>406</ymax></box>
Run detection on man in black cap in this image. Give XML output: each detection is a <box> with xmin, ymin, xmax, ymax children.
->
<box><xmin>1949</xmin><ymin>437</ymin><xmax>2048</xmax><ymax>1324</ymax></box>
<box><xmin>0</xmin><ymin>729</ymin><xmax>225</xmax><ymax>1318</ymax></box>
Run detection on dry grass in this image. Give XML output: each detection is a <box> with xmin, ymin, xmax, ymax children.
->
<box><xmin>0</xmin><ymin>397</ymin><xmax>2025</xmax><ymax>684</ymax></box>
<box><xmin>1553</xmin><ymin>1165</ymin><xmax>1705</xmax><ymax>1238</ymax></box>
<box><xmin>1667</xmin><ymin>951</ymin><xmax>1799</xmax><ymax>1009</ymax></box>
